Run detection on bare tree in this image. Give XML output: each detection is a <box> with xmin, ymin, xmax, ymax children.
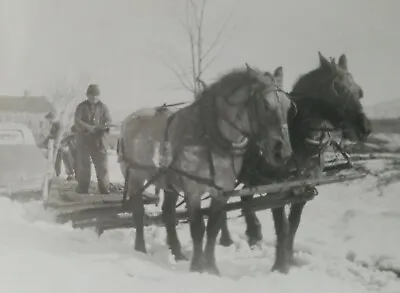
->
<box><xmin>45</xmin><ymin>74</ymin><xmax>90</xmax><ymax>157</ymax></box>
<box><xmin>48</xmin><ymin>74</ymin><xmax>90</xmax><ymax>128</ymax></box>
<box><xmin>161</xmin><ymin>0</ymin><xmax>235</xmax><ymax>99</ymax></box>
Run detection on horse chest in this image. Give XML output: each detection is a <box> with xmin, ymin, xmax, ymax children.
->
<box><xmin>176</xmin><ymin>147</ymin><xmax>239</xmax><ymax>181</ymax></box>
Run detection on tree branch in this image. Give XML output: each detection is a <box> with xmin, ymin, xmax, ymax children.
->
<box><xmin>158</xmin><ymin>0</ymin><xmax>235</xmax><ymax>99</ymax></box>
<box><xmin>201</xmin><ymin>9</ymin><xmax>233</xmax><ymax>63</ymax></box>
<box><xmin>161</xmin><ymin>58</ymin><xmax>194</xmax><ymax>93</ymax></box>
<box><xmin>196</xmin><ymin>0</ymin><xmax>207</xmax><ymax>93</ymax></box>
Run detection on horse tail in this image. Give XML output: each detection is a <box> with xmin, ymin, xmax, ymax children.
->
<box><xmin>122</xmin><ymin>161</ymin><xmax>130</xmax><ymax>202</ymax></box>
<box><xmin>116</xmin><ymin>137</ymin><xmax>124</xmax><ymax>163</ymax></box>
<box><xmin>116</xmin><ymin>136</ymin><xmax>131</xmax><ymax>202</ymax></box>
<box><xmin>116</xmin><ymin>136</ymin><xmax>128</xmax><ymax>177</ymax></box>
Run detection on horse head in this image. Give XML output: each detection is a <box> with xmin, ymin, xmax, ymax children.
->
<box><xmin>315</xmin><ymin>52</ymin><xmax>372</xmax><ymax>142</ymax></box>
<box><xmin>207</xmin><ymin>64</ymin><xmax>294</xmax><ymax>167</ymax></box>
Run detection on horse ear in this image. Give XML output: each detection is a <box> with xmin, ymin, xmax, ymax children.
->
<box><xmin>273</xmin><ymin>66</ymin><xmax>283</xmax><ymax>87</ymax></box>
<box><xmin>338</xmin><ymin>54</ymin><xmax>348</xmax><ymax>70</ymax></box>
<box><xmin>318</xmin><ymin>51</ymin><xmax>331</xmax><ymax>69</ymax></box>
<box><xmin>245</xmin><ymin>63</ymin><xmax>258</xmax><ymax>77</ymax></box>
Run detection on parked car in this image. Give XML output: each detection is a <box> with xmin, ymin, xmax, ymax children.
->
<box><xmin>0</xmin><ymin>122</ymin><xmax>47</xmax><ymax>199</ymax></box>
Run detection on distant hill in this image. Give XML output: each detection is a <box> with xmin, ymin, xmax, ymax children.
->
<box><xmin>365</xmin><ymin>98</ymin><xmax>400</xmax><ymax>119</ymax></box>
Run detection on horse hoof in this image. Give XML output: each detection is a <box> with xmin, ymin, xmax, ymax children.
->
<box><xmin>271</xmin><ymin>262</ymin><xmax>290</xmax><ymax>274</ymax></box>
<box><xmin>219</xmin><ymin>237</ymin><xmax>234</xmax><ymax>247</ymax></box>
<box><xmin>190</xmin><ymin>260</ymin><xmax>205</xmax><ymax>273</ymax></box>
<box><xmin>174</xmin><ymin>252</ymin><xmax>188</xmax><ymax>262</ymax></box>
<box><xmin>205</xmin><ymin>264</ymin><xmax>221</xmax><ymax>276</ymax></box>
<box><xmin>246</xmin><ymin>230</ymin><xmax>263</xmax><ymax>247</ymax></box>
<box><xmin>134</xmin><ymin>244</ymin><xmax>147</xmax><ymax>254</ymax></box>
<box><xmin>248</xmin><ymin>237</ymin><xmax>262</xmax><ymax>248</ymax></box>
<box><xmin>289</xmin><ymin>255</ymin><xmax>306</xmax><ymax>268</ymax></box>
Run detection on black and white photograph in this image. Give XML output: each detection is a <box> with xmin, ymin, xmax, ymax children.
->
<box><xmin>0</xmin><ymin>0</ymin><xmax>399</xmax><ymax>292</ymax></box>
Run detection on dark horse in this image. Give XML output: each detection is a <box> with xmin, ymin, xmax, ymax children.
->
<box><xmin>218</xmin><ymin>52</ymin><xmax>372</xmax><ymax>273</ymax></box>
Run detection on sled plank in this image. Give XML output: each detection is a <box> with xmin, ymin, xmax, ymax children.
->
<box><xmin>45</xmin><ymin>177</ymin><xmax>158</xmax><ymax>211</ymax></box>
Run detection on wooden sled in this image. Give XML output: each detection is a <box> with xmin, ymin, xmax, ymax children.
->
<box><xmin>41</xmin><ymin>138</ymin><xmax>394</xmax><ymax>234</ymax></box>
<box><xmin>45</xmin><ymin>162</ymin><xmax>367</xmax><ymax>235</ymax></box>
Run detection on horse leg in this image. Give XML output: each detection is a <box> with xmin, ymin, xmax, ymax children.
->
<box><xmin>286</xmin><ymin>202</ymin><xmax>306</xmax><ymax>265</ymax></box>
<box><xmin>162</xmin><ymin>187</ymin><xmax>187</xmax><ymax>261</ymax></box>
<box><xmin>271</xmin><ymin>205</ymin><xmax>290</xmax><ymax>273</ymax></box>
<box><xmin>186</xmin><ymin>194</ymin><xmax>205</xmax><ymax>273</ymax></box>
<box><xmin>241</xmin><ymin>195</ymin><xmax>263</xmax><ymax>247</ymax></box>
<box><xmin>128</xmin><ymin>177</ymin><xmax>147</xmax><ymax>254</ymax></box>
<box><xmin>219</xmin><ymin>211</ymin><xmax>234</xmax><ymax>247</ymax></box>
<box><xmin>204</xmin><ymin>197</ymin><xmax>225</xmax><ymax>275</ymax></box>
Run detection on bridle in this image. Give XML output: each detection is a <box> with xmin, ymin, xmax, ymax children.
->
<box><xmin>214</xmin><ymin>80</ymin><xmax>292</xmax><ymax>156</ymax></box>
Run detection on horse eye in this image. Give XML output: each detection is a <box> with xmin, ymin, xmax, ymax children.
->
<box><xmin>333</xmin><ymin>80</ymin><xmax>341</xmax><ymax>91</ymax></box>
<box><xmin>288</xmin><ymin>101</ymin><xmax>297</xmax><ymax>120</ymax></box>
<box><xmin>333</xmin><ymin>80</ymin><xmax>350</xmax><ymax>96</ymax></box>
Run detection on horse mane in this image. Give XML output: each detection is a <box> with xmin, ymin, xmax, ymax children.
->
<box><xmin>291</xmin><ymin>66</ymin><xmax>328</xmax><ymax>98</ymax></box>
<box><xmin>195</xmin><ymin>68</ymin><xmax>255</xmax><ymax>103</ymax></box>
<box><xmin>192</xmin><ymin>67</ymin><xmax>260</xmax><ymax>151</ymax></box>
<box><xmin>290</xmin><ymin>65</ymin><xmax>343</xmax><ymax>122</ymax></box>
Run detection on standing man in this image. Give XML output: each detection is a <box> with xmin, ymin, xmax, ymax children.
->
<box><xmin>74</xmin><ymin>84</ymin><xmax>112</xmax><ymax>194</ymax></box>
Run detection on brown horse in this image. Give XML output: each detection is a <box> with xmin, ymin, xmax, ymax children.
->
<box><xmin>219</xmin><ymin>52</ymin><xmax>372</xmax><ymax>273</ymax></box>
<box><xmin>117</xmin><ymin>64</ymin><xmax>295</xmax><ymax>275</ymax></box>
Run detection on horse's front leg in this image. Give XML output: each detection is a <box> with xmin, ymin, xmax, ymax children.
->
<box><xmin>162</xmin><ymin>186</ymin><xmax>187</xmax><ymax>261</ymax></box>
<box><xmin>186</xmin><ymin>191</ymin><xmax>206</xmax><ymax>273</ymax></box>
<box><xmin>241</xmin><ymin>194</ymin><xmax>263</xmax><ymax>247</ymax></box>
<box><xmin>271</xmin><ymin>203</ymin><xmax>290</xmax><ymax>274</ymax></box>
<box><xmin>204</xmin><ymin>195</ymin><xmax>226</xmax><ymax>275</ymax></box>
<box><xmin>219</xmin><ymin>211</ymin><xmax>234</xmax><ymax>247</ymax></box>
<box><xmin>287</xmin><ymin>201</ymin><xmax>306</xmax><ymax>265</ymax></box>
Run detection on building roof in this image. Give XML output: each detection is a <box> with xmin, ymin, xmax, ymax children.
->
<box><xmin>0</xmin><ymin>95</ymin><xmax>54</xmax><ymax>114</ymax></box>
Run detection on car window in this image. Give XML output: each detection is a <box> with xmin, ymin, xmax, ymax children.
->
<box><xmin>0</xmin><ymin>130</ymin><xmax>25</xmax><ymax>145</ymax></box>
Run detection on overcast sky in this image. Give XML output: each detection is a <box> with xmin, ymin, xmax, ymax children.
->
<box><xmin>0</xmin><ymin>0</ymin><xmax>399</xmax><ymax>118</ymax></box>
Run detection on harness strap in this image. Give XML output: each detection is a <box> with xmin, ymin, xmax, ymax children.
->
<box><xmin>120</xmin><ymin>110</ymin><xmax>227</xmax><ymax>206</ymax></box>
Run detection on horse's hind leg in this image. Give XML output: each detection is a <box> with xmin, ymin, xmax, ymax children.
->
<box><xmin>241</xmin><ymin>195</ymin><xmax>263</xmax><ymax>247</ymax></box>
<box><xmin>219</xmin><ymin>211</ymin><xmax>234</xmax><ymax>247</ymax></box>
<box><xmin>286</xmin><ymin>202</ymin><xmax>306</xmax><ymax>265</ymax></box>
<box><xmin>162</xmin><ymin>186</ymin><xmax>187</xmax><ymax>261</ymax></box>
<box><xmin>204</xmin><ymin>197</ymin><xmax>225</xmax><ymax>275</ymax></box>
<box><xmin>271</xmin><ymin>205</ymin><xmax>290</xmax><ymax>274</ymax></box>
<box><xmin>128</xmin><ymin>177</ymin><xmax>147</xmax><ymax>254</ymax></box>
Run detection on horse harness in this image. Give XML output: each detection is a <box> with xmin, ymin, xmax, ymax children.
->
<box><xmin>120</xmin><ymin>84</ymin><xmax>288</xmax><ymax>205</ymax></box>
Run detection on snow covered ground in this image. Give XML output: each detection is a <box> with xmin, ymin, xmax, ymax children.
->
<box><xmin>1</xmin><ymin>154</ymin><xmax>400</xmax><ymax>293</ymax></box>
